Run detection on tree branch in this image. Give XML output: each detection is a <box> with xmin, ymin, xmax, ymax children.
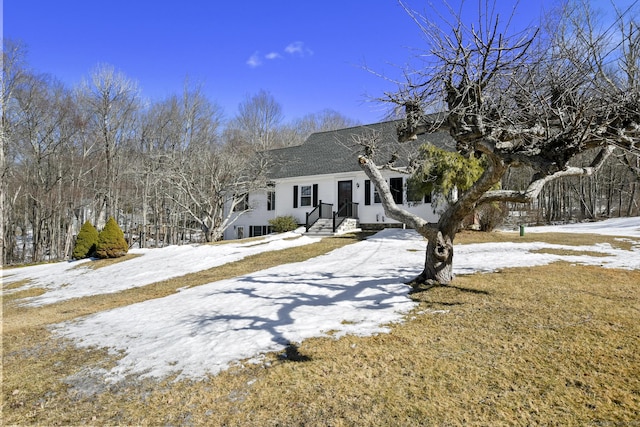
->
<box><xmin>358</xmin><ymin>155</ymin><xmax>430</xmax><ymax>232</ymax></box>
<box><xmin>478</xmin><ymin>145</ymin><xmax>616</xmax><ymax>204</ymax></box>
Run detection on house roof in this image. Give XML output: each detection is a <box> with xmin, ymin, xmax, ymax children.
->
<box><xmin>265</xmin><ymin>120</ymin><xmax>455</xmax><ymax>179</ymax></box>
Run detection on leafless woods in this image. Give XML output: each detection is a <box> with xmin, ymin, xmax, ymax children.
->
<box><xmin>0</xmin><ymin>44</ymin><xmax>356</xmax><ymax>264</ymax></box>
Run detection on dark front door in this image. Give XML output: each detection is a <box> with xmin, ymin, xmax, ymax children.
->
<box><xmin>337</xmin><ymin>180</ymin><xmax>353</xmax><ymax>217</ymax></box>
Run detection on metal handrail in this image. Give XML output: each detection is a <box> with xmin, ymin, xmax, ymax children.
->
<box><xmin>305</xmin><ymin>201</ymin><xmax>333</xmax><ymax>231</ymax></box>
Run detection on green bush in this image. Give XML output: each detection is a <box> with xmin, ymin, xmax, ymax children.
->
<box><xmin>72</xmin><ymin>220</ymin><xmax>99</xmax><ymax>259</ymax></box>
<box><xmin>95</xmin><ymin>217</ymin><xmax>129</xmax><ymax>259</ymax></box>
<box><xmin>268</xmin><ymin>215</ymin><xmax>299</xmax><ymax>233</ymax></box>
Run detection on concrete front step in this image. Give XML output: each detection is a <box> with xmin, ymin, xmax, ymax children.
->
<box><xmin>305</xmin><ymin>218</ymin><xmax>359</xmax><ymax>236</ymax></box>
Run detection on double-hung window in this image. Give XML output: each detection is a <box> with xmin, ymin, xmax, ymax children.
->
<box><xmin>293</xmin><ymin>184</ymin><xmax>318</xmax><ymax>208</ymax></box>
<box><xmin>300</xmin><ymin>185</ymin><xmax>312</xmax><ymax>206</ymax></box>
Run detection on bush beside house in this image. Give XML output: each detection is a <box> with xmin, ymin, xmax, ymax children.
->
<box><xmin>72</xmin><ymin>220</ymin><xmax>99</xmax><ymax>259</ymax></box>
<box><xmin>95</xmin><ymin>217</ymin><xmax>129</xmax><ymax>259</ymax></box>
<box><xmin>268</xmin><ymin>215</ymin><xmax>299</xmax><ymax>233</ymax></box>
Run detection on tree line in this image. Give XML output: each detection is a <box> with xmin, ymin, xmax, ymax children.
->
<box><xmin>1</xmin><ymin>41</ymin><xmax>357</xmax><ymax>265</ymax></box>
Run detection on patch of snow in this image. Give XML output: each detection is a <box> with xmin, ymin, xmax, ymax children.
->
<box><xmin>522</xmin><ymin>216</ymin><xmax>640</xmax><ymax>238</ymax></box>
<box><xmin>24</xmin><ymin>217</ymin><xmax>640</xmax><ymax>381</ymax></box>
<box><xmin>54</xmin><ymin>230</ymin><xmax>425</xmax><ymax>381</ymax></box>
<box><xmin>2</xmin><ymin>231</ymin><xmax>320</xmax><ymax>307</ymax></box>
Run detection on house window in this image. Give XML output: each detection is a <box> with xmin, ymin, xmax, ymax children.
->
<box><xmin>236</xmin><ymin>226</ymin><xmax>244</xmax><ymax>239</ymax></box>
<box><xmin>407</xmin><ymin>180</ymin><xmax>432</xmax><ymax>205</ymax></box>
<box><xmin>390</xmin><ymin>177</ymin><xmax>403</xmax><ymax>204</ymax></box>
<box><xmin>366</xmin><ymin>179</ymin><xmax>382</xmax><ymax>204</ymax></box>
<box><xmin>407</xmin><ymin>184</ymin><xmax>422</xmax><ymax>203</ymax></box>
<box><xmin>373</xmin><ymin>185</ymin><xmax>381</xmax><ymax>204</ymax></box>
<box><xmin>300</xmin><ymin>185</ymin><xmax>312</xmax><ymax>206</ymax></box>
<box><xmin>293</xmin><ymin>184</ymin><xmax>317</xmax><ymax>208</ymax></box>
<box><xmin>267</xmin><ymin>191</ymin><xmax>275</xmax><ymax>211</ymax></box>
<box><xmin>233</xmin><ymin>193</ymin><xmax>249</xmax><ymax>211</ymax></box>
<box><xmin>249</xmin><ymin>225</ymin><xmax>271</xmax><ymax>237</ymax></box>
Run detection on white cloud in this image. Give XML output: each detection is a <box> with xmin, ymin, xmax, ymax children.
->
<box><xmin>284</xmin><ymin>41</ymin><xmax>313</xmax><ymax>57</ymax></box>
<box><xmin>246</xmin><ymin>42</ymin><xmax>312</xmax><ymax>68</ymax></box>
<box><xmin>246</xmin><ymin>52</ymin><xmax>262</xmax><ymax>68</ymax></box>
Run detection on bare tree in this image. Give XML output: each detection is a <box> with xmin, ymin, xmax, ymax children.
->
<box><xmin>77</xmin><ymin>64</ymin><xmax>140</xmax><ymax>224</ymax></box>
<box><xmin>7</xmin><ymin>68</ymin><xmax>81</xmax><ymax>262</ymax></box>
<box><xmin>150</xmin><ymin>85</ymin><xmax>267</xmax><ymax>242</ymax></box>
<box><xmin>227</xmin><ymin>89</ymin><xmax>285</xmax><ymax>150</ymax></box>
<box><xmin>359</xmin><ymin>1</ymin><xmax>640</xmax><ymax>286</ymax></box>
<box><xmin>169</xmin><ymin>142</ymin><xmax>267</xmax><ymax>242</ymax></box>
<box><xmin>280</xmin><ymin>109</ymin><xmax>361</xmax><ymax>146</ymax></box>
<box><xmin>1</xmin><ymin>39</ymin><xmax>28</xmax><ymax>265</ymax></box>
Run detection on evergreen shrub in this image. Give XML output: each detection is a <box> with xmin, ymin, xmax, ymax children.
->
<box><xmin>72</xmin><ymin>220</ymin><xmax>99</xmax><ymax>259</ymax></box>
<box><xmin>95</xmin><ymin>217</ymin><xmax>129</xmax><ymax>258</ymax></box>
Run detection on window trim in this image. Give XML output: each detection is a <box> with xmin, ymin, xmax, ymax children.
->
<box><xmin>300</xmin><ymin>185</ymin><xmax>312</xmax><ymax>207</ymax></box>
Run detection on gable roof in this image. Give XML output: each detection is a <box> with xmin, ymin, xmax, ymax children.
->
<box><xmin>265</xmin><ymin>120</ymin><xmax>455</xmax><ymax>180</ymax></box>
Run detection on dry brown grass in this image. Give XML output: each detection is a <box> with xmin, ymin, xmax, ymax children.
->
<box><xmin>74</xmin><ymin>253</ymin><xmax>144</xmax><ymax>270</ymax></box>
<box><xmin>455</xmin><ymin>229</ymin><xmax>636</xmax><ymax>250</ymax></box>
<box><xmin>531</xmin><ymin>248</ymin><xmax>611</xmax><ymax>257</ymax></box>
<box><xmin>3</xmin><ymin>231</ymin><xmax>639</xmax><ymax>426</ymax></box>
<box><xmin>2</xmin><ymin>287</ymin><xmax>47</xmax><ymax>303</ymax></box>
<box><xmin>2</xmin><ymin>278</ymin><xmax>31</xmax><ymax>291</ymax></box>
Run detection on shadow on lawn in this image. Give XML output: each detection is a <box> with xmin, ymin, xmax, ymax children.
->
<box><xmin>186</xmin><ymin>267</ymin><xmax>420</xmax><ymax>357</ymax></box>
<box><xmin>408</xmin><ymin>282</ymin><xmax>490</xmax><ymax>307</ymax></box>
<box><xmin>408</xmin><ymin>281</ymin><xmax>490</xmax><ymax>295</ymax></box>
<box><xmin>279</xmin><ymin>343</ymin><xmax>311</xmax><ymax>362</ymax></box>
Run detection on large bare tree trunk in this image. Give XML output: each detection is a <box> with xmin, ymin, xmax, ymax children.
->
<box><xmin>411</xmin><ymin>229</ymin><xmax>454</xmax><ymax>286</ymax></box>
<box><xmin>358</xmin><ymin>154</ymin><xmax>460</xmax><ymax>285</ymax></box>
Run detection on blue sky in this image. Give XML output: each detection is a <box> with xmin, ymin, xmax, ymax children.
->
<box><xmin>1</xmin><ymin>0</ymin><xmax>595</xmax><ymax>124</ymax></box>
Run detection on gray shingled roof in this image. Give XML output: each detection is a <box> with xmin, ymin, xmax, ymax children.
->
<box><xmin>265</xmin><ymin>120</ymin><xmax>455</xmax><ymax>179</ymax></box>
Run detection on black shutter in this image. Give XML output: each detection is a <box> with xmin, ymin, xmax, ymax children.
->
<box><xmin>293</xmin><ymin>185</ymin><xmax>298</xmax><ymax>208</ymax></box>
<box><xmin>312</xmin><ymin>184</ymin><xmax>318</xmax><ymax>207</ymax></box>
<box><xmin>364</xmin><ymin>180</ymin><xmax>371</xmax><ymax>205</ymax></box>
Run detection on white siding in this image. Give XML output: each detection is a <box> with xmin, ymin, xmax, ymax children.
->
<box><xmin>224</xmin><ymin>171</ymin><xmax>442</xmax><ymax>240</ymax></box>
<box><xmin>223</xmin><ymin>191</ymin><xmax>277</xmax><ymax>240</ymax></box>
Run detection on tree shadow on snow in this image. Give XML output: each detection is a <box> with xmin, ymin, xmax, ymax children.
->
<box><xmin>185</xmin><ymin>267</ymin><xmax>420</xmax><ymax>357</ymax></box>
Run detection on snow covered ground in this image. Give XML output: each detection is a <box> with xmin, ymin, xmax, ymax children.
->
<box><xmin>2</xmin><ymin>229</ymin><xmax>320</xmax><ymax>306</ymax></box>
<box><xmin>4</xmin><ymin>218</ymin><xmax>640</xmax><ymax>382</ymax></box>
<box><xmin>522</xmin><ymin>216</ymin><xmax>640</xmax><ymax>237</ymax></box>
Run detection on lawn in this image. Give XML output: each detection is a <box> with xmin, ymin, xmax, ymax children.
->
<box><xmin>2</xmin><ymin>225</ymin><xmax>639</xmax><ymax>426</ymax></box>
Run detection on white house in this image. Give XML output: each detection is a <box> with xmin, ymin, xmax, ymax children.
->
<box><xmin>223</xmin><ymin>120</ymin><xmax>455</xmax><ymax>240</ymax></box>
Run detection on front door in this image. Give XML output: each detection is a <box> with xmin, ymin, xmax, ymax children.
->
<box><xmin>337</xmin><ymin>180</ymin><xmax>353</xmax><ymax>217</ymax></box>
